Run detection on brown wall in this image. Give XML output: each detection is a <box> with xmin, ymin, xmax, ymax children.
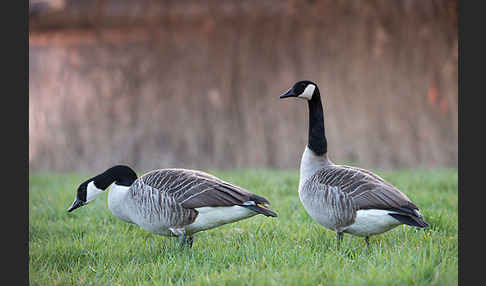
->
<box><xmin>29</xmin><ymin>0</ymin><xmax>458</xmax><ymax>172</ymax></box>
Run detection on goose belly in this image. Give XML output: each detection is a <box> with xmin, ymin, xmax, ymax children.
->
<box><xmin>121</xmin><ymin>203</ymin><xmax>176</xmax><ymax>237</ymax></box>
<box><xmin>129</xmin><ymin>215</ymin><xmax>174</xmax><ymax>236</ymax></box>
<box><xmin>343</xmin><ymin>209</ymin><xmax>402</xmax><ymax>237</ymax></box>
<box><xmin>185</xmin><ymin>206</ymin><xmax>256</xmax><ymax>234</ymax></box>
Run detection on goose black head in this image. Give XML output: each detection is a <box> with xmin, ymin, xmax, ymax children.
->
<box><xmin>280</xmin><ymin>80</ymin><xmax>327</xmax><ymax>155</ymax></box>
<box><xmin>67</xmin><ymin>179</ymin><xmax>103</xmax><ymax>212</ymax></box>
<box><xmin>280</xmin><ymin>80</ymin><xmax>319</xmax><ymax>101</ymax></box>
<box><xmin>67</xmin><ymin>165</ymin><xmax>138</xmax><ymax>212</ymax></box>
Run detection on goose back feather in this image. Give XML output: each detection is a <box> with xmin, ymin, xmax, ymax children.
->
<box><xmin>311</xmin><ymin>165</ymin><xmax>417</xmax><ymax>213</ymax></box>
<box><xmin>134</xmin><ymin>169</ymin><xmax>269</xmax><ymax>209</ymax></box>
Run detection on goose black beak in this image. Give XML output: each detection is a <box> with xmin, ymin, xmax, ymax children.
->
<box><xmin>280</xmin><ymin>88</ymin><xmax>296</xmax><ymax>99</ymax></box>
<box><xmin>67</xmin><ymin>198</ymin><xmax>84</xmax><ymax>212</ymax></box>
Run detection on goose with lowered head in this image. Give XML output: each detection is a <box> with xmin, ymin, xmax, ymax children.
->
<box><xmin>68</xmin><ymin>165</ymin><xmax>277</xmax><ymax>248</ymax></box>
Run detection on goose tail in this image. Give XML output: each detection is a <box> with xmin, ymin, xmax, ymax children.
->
<box><xmin>243</xmin><ymin>204</ymin><xmax>278</xmax><ymax>217</ymax></box>
<box><xmin>389</xmin><ymin>212</ymin><xmax>429</xmax><ymax>228</ymax></box>
<box><xmin>239</xmin><ymin>194</ymin><xmax>277</xmax><ymax>217</ymax></box>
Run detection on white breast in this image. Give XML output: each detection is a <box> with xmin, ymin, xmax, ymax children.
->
<box><xmin>107</xmin><ymin>184</ymin><xmax>133</xmax><ymax>224</ymax></box>
<box><xmin>343</xmin><ymin>209</ymin><xmax>402</xmax><ymax>237</ymax></box>
<box><xmin>185</xmin><ymin>206</ymin><xmax>256</xmax><ymax>233</ymax></box>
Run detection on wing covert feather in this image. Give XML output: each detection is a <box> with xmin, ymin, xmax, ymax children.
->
<box><xmin>139</xmin><ymin>169</ymin><xmax>266</xmax><ymax>209</ymax></box>
<box><xmin>311</xmin><ymin>166</ymin><xmax>417</xmax><ymax>213</ymax></box>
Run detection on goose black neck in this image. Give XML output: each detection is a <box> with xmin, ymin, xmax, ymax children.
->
<box><xmin>91</xmin><ymin>165</ymin><xmax>138</xmax><ymax>189</ymax></box>
<box><xmin>307</xmin><ymin>89</ymin><xmax>327</xmax><ymax>155</ymax></box>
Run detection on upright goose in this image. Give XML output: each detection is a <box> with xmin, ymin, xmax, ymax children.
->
<box><xmin>68</xmin><ymin>165</ymin><xmax>277</xmax><ymax>248</ymax></box>
<box><xmin>280</xmin><ymin>80</ymin><xmax>428</xmax><ymax>245</ymax></box>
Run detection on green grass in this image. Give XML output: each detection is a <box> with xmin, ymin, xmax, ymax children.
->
<box><xmin>29</xmin><ymin>168</ymin><xmax>458</xmax><ymax>285</ymax></box>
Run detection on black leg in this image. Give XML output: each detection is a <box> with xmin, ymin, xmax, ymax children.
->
<box><xmin>365</xmin><ymin>236</ymin><xmax>370</xmax><ymax>247</ymax></box>
<box><xmin>187</xmin><ymin>236</ymin><xmax>194</xmax><ymax>248</ymax></box>
<box><xmin>179</xmin><ymin>233</ymin><xmax>187</xmax><ymax>249</ymax></box>
<box><xmin>178</xmin><ymin>233</ymin><xmax>194</xmax><ymax>249</ymax></box>
<box><xmin>336</xmin><ymin>231</ymin><xmax>343</xmax><ymax>244</ymax></box>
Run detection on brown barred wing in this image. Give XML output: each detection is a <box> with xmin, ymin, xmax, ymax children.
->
<box><xmin>139</xmin><ymin>169</ymin><xmax>265</xmax><ymax>209</ymax></box>
<box><xmin>313</xmin><ymin>166</ymin><xmax>418</xmax><ymax>215</ymax></box>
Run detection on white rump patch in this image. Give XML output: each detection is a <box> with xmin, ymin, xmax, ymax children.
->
<box><xmin>298</xmin><ymin>84</ymin><xmax>316</xmax><ymax>100</ymax></box>
<box><xmin>86</xmin><ymin>181</ymin><xmax>105</xmax><ymax>203</ymax></box>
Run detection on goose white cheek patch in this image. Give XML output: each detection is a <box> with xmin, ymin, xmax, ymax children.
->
<box><xmin>298</xmin><ymin>84</ymin><xmax>316</xmax><ymax>100</ymax></box>
<box><xmin>86</xmin><ymin>181</ymin><xmax>104</xmax><ymax>203</ymax></box>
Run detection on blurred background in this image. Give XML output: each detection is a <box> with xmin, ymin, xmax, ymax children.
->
<box><xmin>29</xmin><ymin>0</ymin><xmax>458</xmax><ymax>173</ymax></box>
